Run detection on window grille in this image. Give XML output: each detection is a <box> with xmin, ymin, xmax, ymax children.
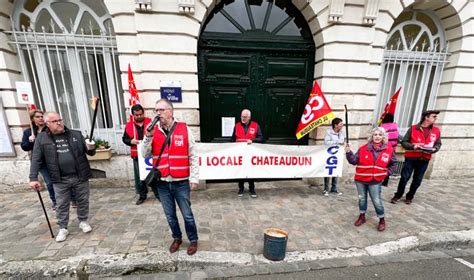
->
<box><xmin>9</xmin><ymin>0</ymin><xmax>128</xmax><ymax>154</ymax></box>
<box><xmin>374</xmin><ymin>11</ymin><xmax>449</xmax><ymax>133</ymax></box>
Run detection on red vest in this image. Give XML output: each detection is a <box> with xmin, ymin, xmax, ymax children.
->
<box><xmin>354</xmin><ymin>144</ymin><xmax>394</xmax><ymax>183</ymax></box>
<box><xmin>235</xmin><ymin>121</ymin><xmax>259</xmax><ymax>142</ymax></box>
<box><xmin>404</xmin><ymin>125</ymin><xmax>440</xmax><ymax>160</ymax></box>
<box><xmin>151</xmin><ymin>122</ymin><xmax>190</xmax><ymax>179</ymax></box>
<box><xmin>125</xmin><ymin>117</ymin><xmax>151</xmax><ymax>158</ymax></box>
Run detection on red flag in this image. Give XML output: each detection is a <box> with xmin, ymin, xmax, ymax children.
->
<box><xmin>29</xmin><ymin>104</ymin><xmax>37</xmax><ymax>111</ymax></box>
<box><xmin>128</xmin><ymin>64</ymin><xmax>140</xmax><ymax>107</ymax></box>
<box><xmin>128</xmin><ymin>64</ymin><xmax>140</xmax><ymax>122</ymax></box>
<box><xmin>296</xmin><ymin>81</ymin><xmax>335</xmax><ymax>140</ymax></box>
<box><xmin>377</xmin><ymin>87</ymin><xmax>401</xmax><ymax>125</ymax></box>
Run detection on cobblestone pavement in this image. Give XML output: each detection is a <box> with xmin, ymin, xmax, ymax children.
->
<box><xmin>0</xmin><ymin>178</ymin><xmax>472</xmax><ymax>263</ymax></box>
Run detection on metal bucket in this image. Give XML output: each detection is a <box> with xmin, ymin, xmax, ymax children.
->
<box><xmin>263</xmin><ymin>228</ymin><xmax>288</xmax><ymax>261</ymax></box>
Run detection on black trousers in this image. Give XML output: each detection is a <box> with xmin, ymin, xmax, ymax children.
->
<box><xmin>238</xmin><ymin>179</ymin><xmax>255</xmax><ymax>191</ymax></box>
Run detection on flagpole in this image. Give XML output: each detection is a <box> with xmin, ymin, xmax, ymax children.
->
<box><xmin>89</xmin><ymin>97</ymin><xmax>100</xmax><ymax>140</ymax></box>
<box><xmin>344</xmin><ymin>104</ymin><xmax>349</xmax><ymax>144</ymax></box>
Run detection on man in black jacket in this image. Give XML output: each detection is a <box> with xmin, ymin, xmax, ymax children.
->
<box><xmin>29</xmin><ymin>112</ymin><xmax>96</xmax><ymax>242</ymax></box>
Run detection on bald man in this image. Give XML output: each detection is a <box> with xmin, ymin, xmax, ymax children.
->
<box><xmin>231</xmin><ymin>109</ymin><xmax>263</xmax><ymax>198</ymax></box>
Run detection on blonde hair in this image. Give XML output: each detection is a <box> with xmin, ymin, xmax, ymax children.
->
<box><xmin>368</xmin><ymin>127</ymin><xmax>388</xmax><ymax>144</ymax></box>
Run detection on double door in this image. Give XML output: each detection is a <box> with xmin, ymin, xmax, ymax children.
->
<box><xmin>198</xmin><ymin>47</ymin><xmax>314</xmax><ymax>145</ymax></box>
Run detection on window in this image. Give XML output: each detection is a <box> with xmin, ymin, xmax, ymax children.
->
<box><xmin>375</xmin><ymin>10</ymin><xmax>448</xmax><ymax>131</ymax></box>
<box><xmin>10</xmin><ymin>0</ymin><xmax>126</xmax><ymax>152</ymax></box>
<box><xmin>203</xmin><ymin>0</ymin><xmax>311</xmax><ymax>39</ymax></box>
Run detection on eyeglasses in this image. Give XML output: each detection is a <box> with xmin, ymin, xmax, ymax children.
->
<box><xmin>48</xmin><ymin>119</ymin><xmax>63</xmax><ymax>124</ymax></box>
<box><xmin>154</xmin><ymin>108</ymin><xmax>170</xmax><ymax>113</ymax></box>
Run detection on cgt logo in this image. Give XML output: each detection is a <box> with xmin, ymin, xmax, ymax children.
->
<box><xmin>325</xmin><ymin>145</ymin><xmax>339</xmax><ymax>175</ymax></box>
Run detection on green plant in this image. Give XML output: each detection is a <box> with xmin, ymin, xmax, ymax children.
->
<box><xmin>94</xmin><ymin>138</ymin><xmax>110</xmax><ymax>150</ymax></box>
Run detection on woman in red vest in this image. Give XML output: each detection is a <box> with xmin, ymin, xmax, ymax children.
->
<box><xmin>345</xmin><ymin>127</ymin><xmax>397</xmax><ymax>231</ymax></box>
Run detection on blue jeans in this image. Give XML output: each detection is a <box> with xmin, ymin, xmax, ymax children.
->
<box><xmin>39</xmin><ymin>166</ymin><xmax>55</xmax><ymax>206</ymax></box>
<box><xmin>156</xmin><ymin>180</ymin><xmax>198</xmax><ymax>242</ymax></box>
<box><xmin>355</xmin><ymin>182</ymin><xmax>384</xmax><ymax>218</ymax></box>
<box><xmin>324</xmin><ymin>177</ymin><xmax>338</xmax><ymax>192</ymax></box>
<box><xmin>395</xmin><ymin>159</ymin><xmax>429</xmax><ymax>200</ymax></box>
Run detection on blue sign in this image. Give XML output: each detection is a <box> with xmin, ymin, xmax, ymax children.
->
<box><xmin>160</xmin><ymin>87</ymin><xmax>182</xmax><ymax>102</ymax></box>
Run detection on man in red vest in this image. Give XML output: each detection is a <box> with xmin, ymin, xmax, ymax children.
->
<box><xmin>391</xmin><ymin>110</ymin><xmax>442</xmax><ymax>205</ymax></box>
<box><xmin>142</xmin><ymin>99</ymin><xmax>199</xmax><ymax>255</ymax></box>
<box><xmin>122</xmin><ymin>104</ymin><xmax>155</xmax><ymax>205</ymax></box>
<box><xmin>231</xmin><ymin>109</ymin><xmax>263</xmax><ymax>198</ymax></box>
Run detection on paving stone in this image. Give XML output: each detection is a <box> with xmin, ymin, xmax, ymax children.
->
<box><xmin>0</xmin><ymin>178</ymin><xmax>471</xmax><ymax>276</ymax></box>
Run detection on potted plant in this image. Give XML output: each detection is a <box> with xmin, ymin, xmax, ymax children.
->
<box><xmin>87</xmin><ymin>138</ymin><xmax>112</xmax><ymax>160</ymax></box>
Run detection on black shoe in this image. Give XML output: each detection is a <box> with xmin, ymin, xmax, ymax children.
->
<box><xmin>249</xmin><ymin>190</ymin><xmax>257</xmax><ymax>198</ymax></box>
<box><xmin>136</xmin><ymin>197</ymin><xmax>146</xmax><ymax>205</ymax></box>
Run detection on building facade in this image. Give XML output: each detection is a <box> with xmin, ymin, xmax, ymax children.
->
<box><xmin>0</xmin><ymin>0</ymin><xmax>472</xmax><ymax>190</ymax></box>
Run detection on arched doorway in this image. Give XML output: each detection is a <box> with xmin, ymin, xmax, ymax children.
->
<box><xmin>198</xmin><ymin>0</ymin><xmax>315</xmax><ymax>145</ymax></box>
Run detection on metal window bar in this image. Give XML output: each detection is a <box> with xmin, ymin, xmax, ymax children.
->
<box><xmin>8</xmin><ymin>27</ymin><xmax>128</xmax><ymax>154</ymax></box>
<box><xmin>376</xmin><ymin>44</ymin><xmax>449</xmax><ymax>133</ymax></box>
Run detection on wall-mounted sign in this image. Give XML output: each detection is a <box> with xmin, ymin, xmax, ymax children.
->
<box><xmin>0</xmin><ymin>98</ymin><xmax>16</xmax><ymax>157</ymax></box>
<box><xmin>160</xmin><ymin>81</ymin><xmax>182</xmax><ymax>103</ymax></box>
<box><xmin>16</xmin><ymin>81</ymin><xmax>33</xmax><ymax>105</ymax></box>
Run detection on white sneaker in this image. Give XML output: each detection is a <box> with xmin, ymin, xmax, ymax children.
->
<box><xmin>55</xmin><ymin>228</ymin><xmax>68</xmax><ymax>242</ymax></box>
<box><xmin>79</xmin><ymin>221</ymin><xmax>92</xmax><ymax>233</ymax></box>
<box><xmin>323</xmin><ymin>190</ymin><xmax>329</xmax><ymax>196</ymax></box>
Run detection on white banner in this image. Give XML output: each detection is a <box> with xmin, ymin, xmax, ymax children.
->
<box><xmin>138</xmin><ymin>143</ymin><xmax>344</xmax><ymax>180</ymax></box>
<box><xmin>198</xmin><ymin>143</ymin><xmax>344</xmax><ymax>179</ymax></box>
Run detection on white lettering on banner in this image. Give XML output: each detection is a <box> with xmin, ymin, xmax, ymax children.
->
<box><xmin>198</xmin><ymin>143</ymin><xmax>344</xmax><ymax>180</ymax></box>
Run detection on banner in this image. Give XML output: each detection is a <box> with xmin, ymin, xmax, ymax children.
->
<box><xmin>296</xmin><ymin>81</ymin><xmax>334</xmax><ymax>139</ymax></box>
<box><xmin>377</xmin><ymin>87</ymin><xmax>401</xmax><ymax>125</ymax></box>
<box><xmin>138</xmin><ymin>143</ymin><xmax>345</xmax><ymax>180</ymax></box>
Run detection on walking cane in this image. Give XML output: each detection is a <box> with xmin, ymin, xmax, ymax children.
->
<box><xmin>36</xmin><ymin>189</ymin><xmax>54</xmax><ymax>238</ymax></box>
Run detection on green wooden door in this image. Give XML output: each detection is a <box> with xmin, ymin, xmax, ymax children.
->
<box><xmin>198</xmin><ymin>0</ymin><xmax>315</xmax><ymax>145</ymax></box>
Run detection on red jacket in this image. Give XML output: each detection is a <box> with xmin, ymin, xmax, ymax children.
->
<box><xmin>125</xmin><ymin>117</ymin><xmax>151</xmax><ymax>158</ymax></box>
<box><xmin>152</xmin><ymin>122</ymin><xmax>190</xmax><ymax>179</ymax></box>
<box><xmin>354</xmin><ymin>144</ymin><xmax>394</xmax><ymax>182</ymax></box>
<box><xmin>235</xmin><ymin>121</ymin><xmax>259</xmax><ymax>142</ymax></box>
<box><xmin>404</xmin><ymin>125</ymin><xmax>440</xmax><ymax>160</ymax></box>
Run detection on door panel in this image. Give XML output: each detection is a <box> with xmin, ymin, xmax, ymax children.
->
<box><xmin>265</xmin><ymin>87</ymin><xmax>306</xmax><ymax>145</ymax></box>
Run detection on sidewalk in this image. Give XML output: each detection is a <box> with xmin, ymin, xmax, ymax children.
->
<box><xmin>0</xmin><ymin>178</ymin><xmax>472</xmax><ymax>278</ymax></box>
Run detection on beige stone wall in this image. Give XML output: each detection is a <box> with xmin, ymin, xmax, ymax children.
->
<box><xmin>0</xmin><ymin>0</ymin><xmax>472</xmax><ymax>189</ymax></box>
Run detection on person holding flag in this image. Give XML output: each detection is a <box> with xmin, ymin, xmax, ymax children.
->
<box><xmin>122</xmin><ymin>104</ymin><xmax>156</xmax><ymax>205</ymax></box>
<box><xmin>21</xmin><ymin>109</ymin><xmax>56</xmax><ymax>210</ymax></box>
<box><xmin>379</xmin><ymin>113</ymin><xmax>399</xmax><ymax>186</ymax></box>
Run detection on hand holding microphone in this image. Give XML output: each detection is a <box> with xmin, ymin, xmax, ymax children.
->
<box><xmin>146</xmin><ymin>116</ymin><xmax>160</xmax><ymax>137</ymax></box>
